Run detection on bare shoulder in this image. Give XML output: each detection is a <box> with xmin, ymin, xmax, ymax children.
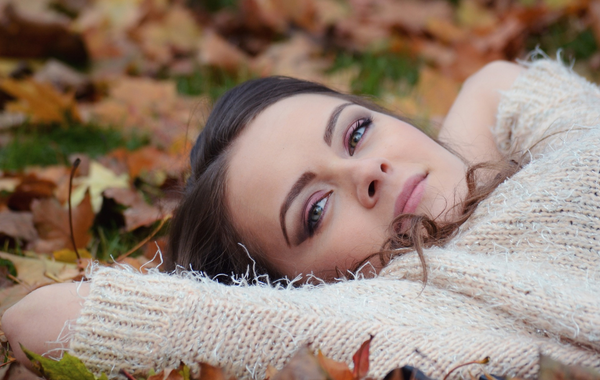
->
<box><xmin>438</xmin><ymin>61</ymin><xmax>524</xmax><ymax>164</ymax></box>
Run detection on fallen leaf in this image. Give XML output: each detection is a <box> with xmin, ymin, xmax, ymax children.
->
<box><xmin>7</xmin><ymin>175</ymin><xmax>56</xmax><ymax>211</ymax></box>
<box><xmin>0</xmin><ymin>211</ymin><xmax>38</xmax><ymax>242</ymax></box>
<box><xmin>317</xmin><ymin>351</ymin><xmax>353</xmax><ymax>380</ymax></box>
<box><xmin>0</xmin><ymin>78</ymin><xmax>81</xmax><ymax>124</ymax></box>
<box><xmin>416</xmin><ymin>68</ymin><xmax>461</xmax><ymax>117</ymax></box>
<box><xmin>271</xmin><ymin>346</ymin><xmax>328</xmax><ymax>380</ymax></box>
<box><xmin>0</xmin><ymin>3</ymin><xmax>88</xmax><ymax>65</ymax></box>
<box><xmin>71</xmin><ymin>161</ymin><xmax>129</xmax><ymax>213</ymax></box>
<box><xmin>352</xmin><ymin>336</ymin><xmax>372</xmax><ymax>380</ymax></box>
<box><xmin>0</xmin><ymin>251</ymin><xmax>78</xmax><ymax>311</ymax></box>
<box><xmin>22</xmin><ymin>346</ymin><xmax>103</xmax><ymax>380</ymax></box>
<box><xmin>199</xmin><ymin>30</ymin><xmax>250</xmax><ymax>72</ymax></box>
<box><xmin>30</xmin><ymin>191</ymin><xmax>94</xmax><ymax>252</ymax></box>
<box><xmin>52</xmin><ymin>248</ymin><xmax>92</xmax><ymax>263</ymax></box>
<box><xmin>538</xmin><ymin>354</ymin><xmax>600</xmax><ymax>380</ymax></box>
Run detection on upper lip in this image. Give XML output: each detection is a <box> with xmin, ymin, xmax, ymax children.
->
<box><xmin>394</xmin><ymin>173</ymin><xmax>427</xmax><ymax>217</ymax></box>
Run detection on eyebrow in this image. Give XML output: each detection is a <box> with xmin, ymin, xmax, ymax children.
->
<box><xmin>323</xmin><ymin>102</ymin><xmax>353</xmax><ymax>146</ymax></box>
<box><xmin>279</xmin><ymin>171</ymin><xmax>316</xmax><ymax>246</ymax></box>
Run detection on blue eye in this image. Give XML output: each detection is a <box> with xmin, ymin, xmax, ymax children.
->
<box><xmin>347</xmin><ymin>117</ymin><xmax>372</xmax><ymax>156</ymax></box>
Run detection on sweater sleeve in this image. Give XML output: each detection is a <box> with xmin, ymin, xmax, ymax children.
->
<box><xmin>69</xmin><ymin>265</ymin><xmax>600</xmax><ymax>380</ymax></box>
<box><xmin>493</xmin><ymin>57</ymin><xmax>600</xmax><ymax>156</ymax></box>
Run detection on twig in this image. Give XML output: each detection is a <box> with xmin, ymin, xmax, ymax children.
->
<box><xmin>443</xmin><ymin>357</ymin><xmax>490</xmax><ymax>380</ymax></box>
<box><xmin>119</xmin><ymin>369</ymin><xmax>136</xmax><ymax>380</ymax></box>
<box><xmin>68</xmin><ymin>158</ymin><xmax>81</xmax><ymax>261</ymax></box>
<box><xmin>0</xmin><ymin>358</ymin><xmax>15</xmax><ymax>369</ymax></box>
<box><xmin>114</xmin><ymin>215</ymin><xmax>171</xmax><ymax>262</ymax></box>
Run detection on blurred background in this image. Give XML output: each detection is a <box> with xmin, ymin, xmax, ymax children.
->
<box><xmin>0</xmin><ymin>0</ymin><xmax>599</xmax><ymax>376</ymax></box>
<box><xmin>0</xmin><ymin>0</ymin><xmax>599</xmax><ymax>366</ymax></box>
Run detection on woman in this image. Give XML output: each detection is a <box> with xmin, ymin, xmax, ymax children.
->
<box><xmin>3</xmin><ymin>56</ymin><xmax>600</xmax><ymax>379</ymax></box>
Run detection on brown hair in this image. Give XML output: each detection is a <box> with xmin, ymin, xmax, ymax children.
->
<box><xmin>167</xmin><ymin>76</ymin><xmax>523</xmax><ymax>284</ymax></box>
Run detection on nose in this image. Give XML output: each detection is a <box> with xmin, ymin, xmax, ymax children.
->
<box><xmin>338</xmin><ymin>158</ymin><xmax>390</xmax><ymax>208</ymax></box>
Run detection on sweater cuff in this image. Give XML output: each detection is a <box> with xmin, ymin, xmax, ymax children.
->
<box><xmin>69</xmin><ymin>267</ymin><xmax>198</xmax><ymax>378</ymax></box>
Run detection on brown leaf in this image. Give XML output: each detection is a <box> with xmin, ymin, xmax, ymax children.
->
<box><xmin>539</xmin><ymin>355</ymin><xmax>600</xmax><ymax>380</ymax></box>
<box><xmin>0</xmin><ymin>211</ymin><xmax>38</xmax><ymax>242</ymax></box>
<box><xmin>29</xmin><ymin>191</ymin><xmax>94</xmax><ymax>253</ymax></box>
<box><xmin>199</xmin><ymin>30</ymin><xmax>250</xmax><ymax>72</ymax></box>
<box><xmin>0</xmin><ymin>3</ymin><xmax>88</xmax><ymax>65</ymax></box>
<box><xmin>272</xmin><ymin>346</ymin><xmax>328</xmax><ymax>380</ymax></box>
<box><xmin>104</xmin><ymin>187</ymin><xmax>164</xmax><ymax>231</ymax></box>
<box><xmin>7</xmin><ymin>175</ymin><xmax>56</xmax><ymax>211</ymax></box>
<box><xmin>352</xmin><ymin>337</ymin><xmax>372</xmax><ymax>380</ymax></box>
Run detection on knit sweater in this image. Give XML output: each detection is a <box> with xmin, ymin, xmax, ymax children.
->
<box><xmin>69</xmin><ymin>59</ymin><xmax>600</xmax><ymax>379</ymax></box>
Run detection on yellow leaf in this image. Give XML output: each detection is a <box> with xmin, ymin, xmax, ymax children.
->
<box><xmin>0</xmin><ymin>78</ymin><xmax>80</xmax><ymax>124</ymax></box>
<box><xmin>53</xmin><ymin>248</ymin><xmax>92</xmax><ymax>263</ymax></box>
<box><xmin>71</xmin><ymin>161</ymin><xmax>130</xmax><ymax>213</ymax></box>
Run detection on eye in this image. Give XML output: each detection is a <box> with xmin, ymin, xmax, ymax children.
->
<box><xmin>346</xmin><ymin>117</ymin><xmax>372</xmax><ymax>156</ymax></box>
<box><xmin>305</xmin><ymin>191</ymin><xmax>332</xmax><ymax>235</ymax></box>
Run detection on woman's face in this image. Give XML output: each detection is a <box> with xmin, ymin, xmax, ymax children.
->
<box><xmin>227</xmin><ymin>94</ymin><xmax>467</xmax><ymax>279</ymax></box>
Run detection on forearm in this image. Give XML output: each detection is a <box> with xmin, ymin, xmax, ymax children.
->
<box><xmin>438</xmin><ymin>61</ymin><xmax>524</xmax><ymax>164</ymax></box>
<box><xmin>2</xmin><ymin>282</ymin><xmax>88</xmax><ymax>370</ymax></box>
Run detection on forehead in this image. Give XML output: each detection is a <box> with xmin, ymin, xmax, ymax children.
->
<box><xmin>225</xmin><ymin>93</ymin><xmax>348</xmax><ymax>247</ymax></box>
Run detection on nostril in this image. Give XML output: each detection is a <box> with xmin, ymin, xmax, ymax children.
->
<box><xmin>368</xmin><ymin>181</ymin><xmax>376</xmax><ymax>197</ymax></box>
<box><xmin>380</xmin><ymin>163</ymin><xmax>388</xmax><ymax>173</ymax></box>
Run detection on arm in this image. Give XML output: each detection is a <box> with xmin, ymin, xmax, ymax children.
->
<box><xmin>2</xmin><ymin>282</ymin><xmax>88</xmax><ymax>370</ymax></box>
<box><xmin>438</xmin><ymin>61</ymin><xmax>524</xmax><ymax>164</ymax></box>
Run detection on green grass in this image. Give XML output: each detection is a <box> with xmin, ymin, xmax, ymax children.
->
<box><xmin>186</xmin><ymin>0</ymin><xmax>238</xmax><ymax>12</ymax></box>
<box><xmin>0</xmin><ymin>122</ymin><xmax>149</xmax><ymax>171</ymax></box>
<box><xmin>175</xmin><ymin>66</ymin><xmax>253</xmax><ymax>101</ymax></box>
<box><xmin>329</xmin><ymin>51</ymin><xmax>420</xmax><ymax>97</ymax></box>
<box><xmin>526</xmin><ymin>17</ymin><xmax>598</xmax><ymax>61</ymax></box>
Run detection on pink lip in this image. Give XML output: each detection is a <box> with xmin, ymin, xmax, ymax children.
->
<box><xmin>394</xmin><ymin>173</ymin><xmax>427</xmax><ymax>217</ymax></box>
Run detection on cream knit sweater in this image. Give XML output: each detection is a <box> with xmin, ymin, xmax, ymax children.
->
<box><xmin>69</xmin><ymin>59</ymin><xmax>600</xmax><ymax>379</ymax></box>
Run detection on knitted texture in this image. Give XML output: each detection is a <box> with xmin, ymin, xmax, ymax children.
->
<box><xmin>70</xmin><ymin>59</ymin><xmax>600</xmax><ymax>379</ymax></box>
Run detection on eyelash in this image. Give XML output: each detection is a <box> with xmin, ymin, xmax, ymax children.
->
<box><xmin>305</xmin><ymin>191</ymin><xmax>333</xmax><ymax>236</ymax></box>
<box><xmin>302</xmin><ymin>116</ymin><xmax>373</xmax><ymax>237</ymax></box>
<box><xmin>345</xmin><ymin>116</ymin><xmax>372</xmax><ymax>156</ymax></box>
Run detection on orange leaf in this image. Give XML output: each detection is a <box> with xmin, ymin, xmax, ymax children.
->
<box><xmin>352</xmin><ymin>336</ymin><xmax>373</xmax><ymax>380</ymax></box>
<box><xmin>0</xmin><ymin>78</ymin><xmax>81</xmax><ymax>124</ymax></box>
<box><xmin>317</xmin><ymin>350</ymin><xmax>353</xmax><ymax>380</ymax></box>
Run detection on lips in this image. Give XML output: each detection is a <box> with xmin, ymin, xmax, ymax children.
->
<box><xmin>394</xmin><ymin>173</ymin><xmax>427</xmax><ymax>217</ymax></box>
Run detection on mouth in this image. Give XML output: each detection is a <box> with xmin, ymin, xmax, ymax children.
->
<box><xmin>394</xmin><ymin>173</ymin><xmax>428</xmax><ymax>217</ymax></box>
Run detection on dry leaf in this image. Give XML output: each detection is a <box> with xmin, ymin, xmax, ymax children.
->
<box><xmin>352</xmin><ymin>336</ymin><xmax>372</xmax><ymax>380</ymax></box>
<box><xmin>104</xmin><ymin>187</ymin><xmax>165</xmax><ymax>231</ymax></box>
<box><xmin>416</xmin><ymin>68</ymin><xmax>461</xmax><ymax>117</ymax></box>
<box><xmin>317</xmin><ymin>351</ymin><xmax>353</xmax><ymax>380</ymax></box>
<box><xmin>30</xmin><ymin>191</ymin><xmax>94</xmax><ymax>253</ymax></box>
<box><xmin>271</xmin><ymin>346</ymin><xmax>328</xmax><ymax>380</ymax></box>
<box><xmin>199</xmin><ymin>30</ymin><xmax>250</xmax><ymax>72</ymax></box>
<box><xmin>538</xmin><ymin>355</ymin><xmax>600</xmax><ymax>380</ymax></box>
<box><xmin>52</xmin><ymin>248</ymin><xmax>92</xmax><ymax>263</ymax></box>
<box><xmin>0</xmin><ymin>211</ymin><xmax>38</xmax><ymax>242</ymax></box>
<box><xmin>71</xmin><ymin>161</ymin><xmax>129</xmax><ymax>213</ymax></box>
<box><xmin>0</xmin><ymin>78</ymin><xmax>81</xmax><ymax>124</ymax></box>
<box><xmin>7</xmin><ymin>175</ymin><xmax>56</xmax><ymax>211</ymax></box>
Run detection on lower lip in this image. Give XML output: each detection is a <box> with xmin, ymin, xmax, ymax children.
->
<box><xmin>402</xmin><ymin>177</ymin><xmax>426</xmax><ymax>214</ymax></box>
<box><xmin>394</xmin><ymin>174</ymin><xmax>427</xmax><ymax>217</ymax></box>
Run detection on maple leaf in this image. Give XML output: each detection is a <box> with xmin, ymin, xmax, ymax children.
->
<box><xmin>0</xmin><ymin>78</ymin><xmax>81</xmax><ymax>124</ymax></box>
<box><xmin>71</xmin><ymin>161</ymin><xmax>129</xmax><ymax>213</ymax></box>
<box><xmin>22</xmin><ymin>345</ymin><xmax>107</xmax><ymax>380</ymax></box>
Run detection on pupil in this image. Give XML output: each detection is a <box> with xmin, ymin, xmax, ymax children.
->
<box><xmin>311</xmin><ymin>206</ymin><xmax>322</xmax><ymax>221</ymax></box>
<box><xmin>351</xmin><ymin>129</ymin><xmax>363</xmax><ymax>147</ymax></box>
